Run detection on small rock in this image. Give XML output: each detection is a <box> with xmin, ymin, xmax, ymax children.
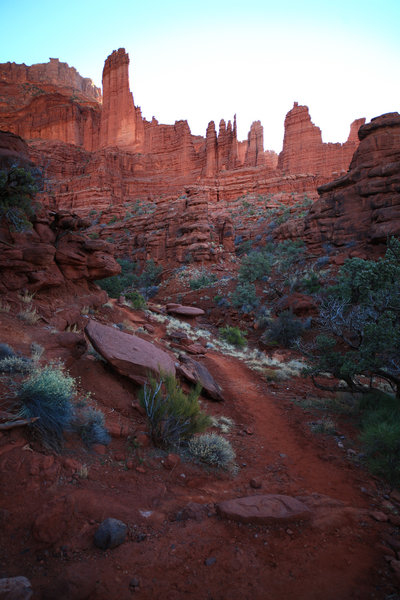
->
<box><xmin>204</xmin><ymin>557</ymin><xmax>217</xmax><ymax>566</ymax></box>
<box><xmin>114</xmin><ymin>453</ymin><xmax>125</xmax><ymax>462</ymax></box>
<box><xmin>370</xmin><ymin>511</ymin><xmax>388</xmax><ymax>522</ymax></box>
<box><xmin>0</xmin><ymin>576</ymin><xmax>33</xmax><ymax>600</ymax></box>
<box><xmin>250</xmin><ymin>477</ymin><xmax>262</xmax><ymax>489</ymax></box>
<box><xmin>163</xmin><ymin>454</ymin><xmax>180</xmax><ymax>470</ymax></box>
<box><xmin>136</xmin><ymin>466</ymin><xmax>146</xmax><ymax>474</ymax></box>
<box><xmin>94</xmin><ymin>518</ymin><xmax>127</xmax><ymax>550</ymax></box>
<box><xmin>92</xmin><ymin>444</ymin><xmax>107</xmax><ymax>455</ymax></box>
<box><xmin>389</xmin><ymin>515</ymin><xmax>400</xmax><ymax>527</ymax></box>
<box><xmin>129</xmin><ymin>578</ymin><xmax>140</xmax><ymax>589</ymax></box>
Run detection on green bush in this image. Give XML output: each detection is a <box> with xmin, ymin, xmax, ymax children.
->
<box><xmin>230</xmin><ymin>282</ymin><xmax>259</xmax><ymax>313</ymax></box>
<box><xmin>189</xmin><ymin>270</ymin><xmax>217</xmax><ymax>290</ymax></box>
<box><xmin>262</xmin><ymin>310</ymin><xmax>304</xmax><ymax>347</ymax></box>
<box><xmin>187</xmin><ymin>433</ymin><xmax>235</xmax><ymax>469</ymax></box>
<box><xmin>139</xmin><ymin>374</ymin><xmax>212</xmax><ymax>448</ymax></box>
<box><xmin>239</xmin><ymin>251</ymin><xmax>272</xmax><ymax>282</ymax></box>
<box><xmin>0</xmin><ymin>166</ymin><xmax>39</xmax><ymax>231</ymax></box>
<box><xmin>125</xmin><ymin>290</ymin><xmax>146</xmax><ymax>309</ymax></box>
<box><xmin>220</xmin><ymin>326</ymin><xmax>247</xmax><ymax>348</ymax></box>
<box><xmin>18</xmin><ymin>364</ymin><xmax>76</xmax><ymax>450</ymax></box>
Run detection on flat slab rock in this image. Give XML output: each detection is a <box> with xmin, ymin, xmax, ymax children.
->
<box><xmin>167</xmin><ymin>305</ymin><xmax>205</xmax><ymax>317</ymax></box>
<box><xmin>85</xmin><ymin>320</ymin><xmax>175</xmax><ymax>385</ymax></box>
<box><xmin>177</xmin><ymin>355</ymin><xmax>224</xmax><ymax>401</ymax></box>
<box><xmin>216</xmin><ymin>494</ymin><xmax>312</xmax><ymax>524</ymax></box>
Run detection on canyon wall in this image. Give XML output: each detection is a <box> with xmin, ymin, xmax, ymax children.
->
<box><xmin>0</xmin><ymin>49</ymin><xmax>363</xmax><ymax>204</ymax></box>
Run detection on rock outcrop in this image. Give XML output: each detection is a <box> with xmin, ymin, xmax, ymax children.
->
<box><xmin>0</xmin><ymin>131</ymin><xmax>120</xmax><ymax>294</ymax></box>
<box><xmin>84</xmin><ymin>319</ymin><xmax>176</xmax><ymax>385</ymax></box>
<box><xmin>278</xmin><ymin>102</ymin><xmax>365</xmax><ymax>178</ymax></box>
<box><xmin>303</xmin><ymin>112</ymin><xmax>400</xmax><ymax>249</ymax></box>
<box><xmin>0</xmin><ymin>59</ymin><xmax>101</xmax><ymax>151</ymax></box>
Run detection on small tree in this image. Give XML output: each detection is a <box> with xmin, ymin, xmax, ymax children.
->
<box><xmin>0</xmin><ymin>166</ymin><xmax>39</xmax><ymax>231</ymax></box>
<box><xmin>304</xmin><ymin>238</ymin><xmax>400</xmax><ymax>397</ymax></box>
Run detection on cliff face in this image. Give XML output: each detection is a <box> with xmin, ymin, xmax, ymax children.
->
<box><xmin>0</xmin><ymin>58</ymin><xmax>101</xmax><ymax>151</ymax></box>
<box><xmin>278</xmin><ymin>103</ymin><xmax>365</xmax><ymax>178</ymax></box>
<box><xmin>0</xmin><ymin>50</ymin><xmax>364</xmax><ymax>217</ymax></box>
<box><xmin>302</xmin><ymin>112</ymin><xmax>400</xmax><ymax>249</ymax></box>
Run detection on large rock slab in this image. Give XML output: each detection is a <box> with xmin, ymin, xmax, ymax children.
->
<box><xmin>85</xmin><ymin>320</ymin><xmax>175</xmax><ymax>385</ymax></box>
<box><xmin>167</xmin><ymin>305</ymin><xmax>205</xmax><ymax>317</ymax></box>
<box><xmin>177</xmin><ymin>355</ymin><xmax>224</xmax><ymax>401</ymax></box>
<box><xmin>216</xmin><ymin>494</ymin><xmax>312</xmax><ymax>524</ymax></box>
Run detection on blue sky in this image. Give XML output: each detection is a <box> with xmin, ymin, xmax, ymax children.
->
<box><xmin>1</xmin><ymin>0</ymin><xmax>399</xmax><ymax>151</ymax></box>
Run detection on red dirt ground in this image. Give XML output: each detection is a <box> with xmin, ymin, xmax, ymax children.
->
<box><xmin>0</xmin><ymin>307</ymin><xmax>400</xmax><ymax>600</ymax></box>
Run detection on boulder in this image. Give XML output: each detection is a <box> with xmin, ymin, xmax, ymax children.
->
<box><xmin>216</xmin><ymin>494</ymin><xmax>312</xmax><ymax>524</ymax></box>
<box><xmin>177</xmin><ymin>355</ymin><xmax>224</xmax><ymax>401</ymax></box>
<box><xmin>85</xmin><ymin>319</ymin><xmax>175</xmax><ymax>385</ymax></box>
<box><xmin>0</xmin><ymin>576</ymin><xmax>33</xmax><ymax>600</ymax></box>
<box><xmin>94</xmin><ymin>517</ymin><xmax>127</xmax><ymax>550</ymax></box>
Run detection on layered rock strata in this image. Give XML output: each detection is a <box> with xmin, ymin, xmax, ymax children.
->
<box><xmin>294</xmin><ymin>113</ymin><xmax>400</xmax><ymax>250</ymax></box>
<box><xmin>0</xmin><ymin>50</ymin><xmax>362</xmax><ymax>206</ymax></box>
<box><xmin>278</xmin><ymin>103</ymin><xmax>365</xmax><ymax>178</ymax></box>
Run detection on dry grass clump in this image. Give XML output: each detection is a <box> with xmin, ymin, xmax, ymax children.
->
<box><xmin>18</xmin><ymin>304</ymin><xmax>40</xmax><ymax>325</ymax></box>
<box><xmin>0</xmin><ymin>300</ymin><xmax>11</xmax><ymax>313</ymax></box>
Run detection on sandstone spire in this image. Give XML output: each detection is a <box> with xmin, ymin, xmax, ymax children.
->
<box><xmin>100</xmin><ymin>48</ymin><xmax>137</xmax><ymax>148</ymax></box>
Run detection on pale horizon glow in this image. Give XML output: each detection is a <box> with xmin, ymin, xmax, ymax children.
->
<box><xmin>1</xmin><ymin>0</ymin><xmax>399</xmax><ymax>152</ymax></box>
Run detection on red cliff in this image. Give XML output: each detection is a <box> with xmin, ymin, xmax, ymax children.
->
<box><xmin>303</xmin><ymin>112</ymin><xmax>400</xmax><ymax>250</ymax></box>
<box><xmin>278</xmin><ymin>102</ymin><xmax>365</xmax><ymax>178</ymax></box>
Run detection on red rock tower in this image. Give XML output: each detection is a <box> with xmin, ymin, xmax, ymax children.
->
<box><xmin>100</xmin><ymin>48</ymin><xmax>137</xmax><ymax>148</ymax></box>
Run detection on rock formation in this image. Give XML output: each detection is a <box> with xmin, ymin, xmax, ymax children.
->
<box><xmin>0</xmin><ymin>50</ymin><xmax>363</xmax><ymax>209</ymax></box>
<box><xmin>300</xmin><ymin>113</ymin><xmax>400</xmax><ymax>250</ymax></box>
<box><xmin>100</xmin><ymin>48</ymin><xmax>138</xmax><ymax>149</ymax></box>
<box><xmin>278</xmin><ymin>102</ymin><xmax>365</xmax><ymax>178</ymax></box>
<box><xmin>0</xmin><ymin>59</ymin><xmax>101</xmax><ymax>150</ymax></box>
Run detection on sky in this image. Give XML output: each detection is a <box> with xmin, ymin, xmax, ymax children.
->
<box><xmin>1</xmin><ymin>0</ymin><xmax>399</xmax><ymax>152</ymax></box>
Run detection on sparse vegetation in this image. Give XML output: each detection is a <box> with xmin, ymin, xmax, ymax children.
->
<box><xmin>220</xmin><ymin>326</ymin><xmax>247</xmax><ymax>348</ymax></box>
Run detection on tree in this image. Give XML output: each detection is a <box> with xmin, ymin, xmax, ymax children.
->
<box><xmin>304</xmin><ymin>238</ymin><xmax>400</xmax><ymax>397</ymax></box>
<box><xmin>0</xmin><ymin>166</ymin><xmax>39</xmax><ymax>231</ymax></box>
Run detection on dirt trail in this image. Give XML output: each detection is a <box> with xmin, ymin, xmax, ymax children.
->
<box><xmin>204</xmin><ymin>352</ymin><xmax>369</xmax><ymax>505</ymax></box>
<box><xmin>0</xmin><ymin>317</ymin><xmax>399</xmax><ymax>599</ymax></box>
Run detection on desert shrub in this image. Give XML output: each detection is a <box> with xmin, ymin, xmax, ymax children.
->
<box><xmin>235</xmin><ymin>239</ymin><xmax>253</xmax><ymax>256</ymax></box>
<box><xmin>301</xmin><ymin>272</ymin><xmax>321</xmax><ymax>294</ymax></box>
<box><xmin>139</xmin><ymin>374</ymin><xmax>212</xmax><ymax>448</ymax></box>
<box><xmin>0</xmin><ymin>343</ymin><xmax>15</xmax><ymax>360</ymax></box>
<box><xmin>0</xmin><ymin>355</ymin><xmax>32</xmax><ymax>374</ymax></box>
<box><xmin>239</xmin><ymin>251</ymin><xmax>272</xmax><ymax>282</ymax></box>
<box><xmin>187</xmin><ymin>433</ymin><xmax>235</xmax><ymax>469</ymax></box>
<box><xmin>125</xmin><ymin>290</ymin><xmax>147</xmax><ymax>309</ymax></box>
<box><xmin>220</xmin><ymin>326</ymin><xmax>247</xmax><ymax>348</ymax></box>
<box><xmin>262</xmin><ymin>310</ymin><xmax>304</xmax><ymax>347</ymax></box>
<box><xmin>74</xmin><ymin>406</ymin><xmax>110</xmax><ymax>447</ymax></box>
<box><xmin>309</xmin><ymin>417</ymin><xmax>337</xmax><ymax>434</ymax></box>
<box><xmin>189</xmin><ymin>270</ymin><xmax>217</xmax><ymax>290</ymax></box>
<box><xmin>230</xmin><ymin>281</ymin><xmax>259</xmax><ymax>313</ymax></box>
<box><xmin>18</xmin><ymin>364</ymin><xmax>76</xmax><ymax>450</ymax></box>
<box><xmin>0</xmin><ymin>166</ymin><xmax>39</xmax><ymax>231</ymax></box>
